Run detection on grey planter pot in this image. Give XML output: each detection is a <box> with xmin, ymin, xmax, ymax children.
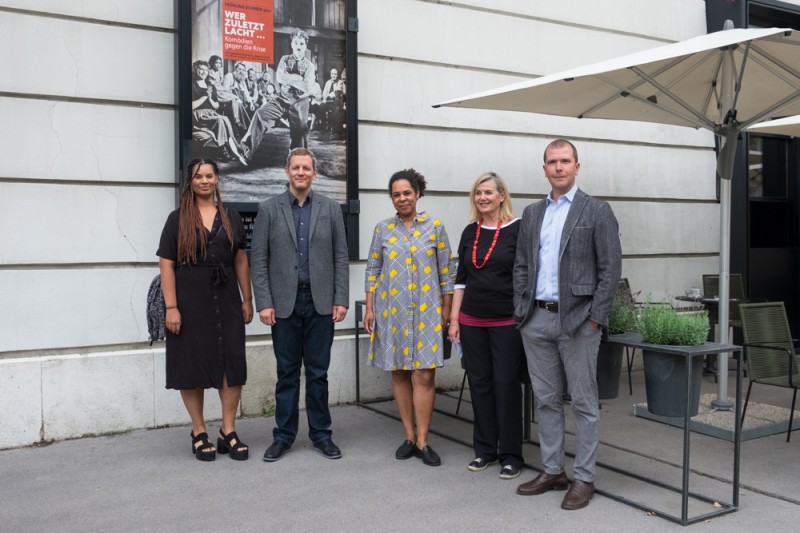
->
<box><xmin>597</xmin><ymin>341</ymin><xmax>623</xmax><ymax>400</ymax></box>
<box><xmin>642</xmin><ymin>349</ymin><xmax>703</xmax><ymax>417</ymax></box>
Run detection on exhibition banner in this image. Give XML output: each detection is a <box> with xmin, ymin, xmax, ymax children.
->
<box><xmin>186</xmin><ymin>0</ymin><xmax>349</xmax><ymax>208</ymax></box>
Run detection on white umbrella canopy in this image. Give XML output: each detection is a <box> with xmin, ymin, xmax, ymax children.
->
<box><xmin>748</xmin><ymin>114</ymin><xmax>800</xmax><ymax>136</ymax></box>
<box><xmin>434</xmin><ymin>26</ymin><xmax>800</xmax><ymax>132</ymax></box>
<box><xmin>435</xmin><ymin>23</ymin><xmax>800</xmax><ymax>408</ymax></box>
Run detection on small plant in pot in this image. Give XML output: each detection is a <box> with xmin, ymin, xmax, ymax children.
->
<box><xmin>637</xmin><ymin>300</ymin><xmax>709</xmax><ymax>346</ymax></box>
<box><xmin>597</xmin><ymin>289</ymin><xmax>638</xmax><ymax>400</ymax></box>
<box><xmin>637</xmin><ymin>299</ymin><xmax>710</xmax><ymax>417</ymax></box>
<box><xmin>607</xmin><ymin>291</ymin><xmax>638</xmax><ymax>336</ymax></box>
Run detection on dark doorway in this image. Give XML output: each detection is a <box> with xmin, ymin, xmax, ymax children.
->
<box><xmin>747</xmin><ymin>134</ymin><xmax>800</xmax><ymax>334</ymax></box>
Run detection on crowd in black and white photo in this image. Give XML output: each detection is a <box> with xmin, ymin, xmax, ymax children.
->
<box><xmin>191</xmin><ymin>29</ymin><xmax>347</xmax><ymax>167</ymax></box>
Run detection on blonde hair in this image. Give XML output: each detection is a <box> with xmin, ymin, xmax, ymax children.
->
<box><xmin>468</xmin><ymin>172</ymin><xmax>514</xmax><ymax>223</ymax></box>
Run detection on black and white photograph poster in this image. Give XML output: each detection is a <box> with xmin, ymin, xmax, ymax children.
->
<box><xmin>189</xmin><ymin>0</ymin><xmax>348</xmax><ymax>204</ymax></box>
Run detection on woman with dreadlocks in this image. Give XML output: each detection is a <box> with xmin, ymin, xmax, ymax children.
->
<box><xmin>157</xmin><ymin>158</ymin><xmax>253</xmax><ymax>461</ymax></box>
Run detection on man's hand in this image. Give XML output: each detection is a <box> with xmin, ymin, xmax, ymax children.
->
<box><xmin>332</xmin><ymin>305</ymin><xmax>348</xmax><ymax>323</ymax></box>
<box><xmin>259</xmin><ymin>307</ymin><xmax>276</xmax><ymax>326</ymax></box>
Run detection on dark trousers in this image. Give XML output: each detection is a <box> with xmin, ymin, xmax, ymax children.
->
<box><xmin>271</xmin><ymin>288</ymin><xmax>334</xmax><ymax>444</ymax></box>
<box><xmin>287</xmin><ymin>98</ymin><xmax>310</xmax><ymax>149</ymax></box>
<box><xmin>460</xmin><ymin>323</ymin><xmax>526</xmax><ymax>467</ymax></box>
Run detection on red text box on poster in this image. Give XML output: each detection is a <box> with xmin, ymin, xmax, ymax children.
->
<box><xmin>222</xmin><ymin>0</ymin><xmax>274</xmax><ymax>64</ymax></box>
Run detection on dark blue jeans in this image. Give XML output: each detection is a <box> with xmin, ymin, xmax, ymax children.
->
<box><xmin>271</xmin><ymin>288</ymin><xmax>334</xmax><ymax>444</ymax></box>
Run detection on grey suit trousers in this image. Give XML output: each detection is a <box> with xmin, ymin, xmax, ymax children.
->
<box><xmin>520</xmin><ymin>307</ymin><xmax>601</xmax><ymax>482</ymax></box>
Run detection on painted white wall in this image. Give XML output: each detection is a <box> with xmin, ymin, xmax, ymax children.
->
<box><xmin>0</xmin><ymin>0</ymin><xmax>719</xmax><ymax>448</ymax></box>
<box><xmin>0</xmin><ymin>11</ymin><xmax>174</xmax><ymax>104</ymax></box>
<box><xmin>451</xmin><ymin>0</ymin><xmax>707</xmax><ymax>42</ymax></box>
<box><xmin>0</xmin><ymin>98</ymin><xmax>175</xmax><ymax>183</ymax></box>
<box><xmin>1</xmin><ymin>0</ymin><xmax>174</xmax><ymax>28</ymax></box>
<box><xmin>359</xmin><ymin>0</ymin><xmax>718</xmax><ymax>303</ymax></box>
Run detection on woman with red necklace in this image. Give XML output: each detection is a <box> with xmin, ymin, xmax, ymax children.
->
<box><xmin>448</xmin><ymin>172</ymin><xmax>526</xmax><ymax>479</ymax></box>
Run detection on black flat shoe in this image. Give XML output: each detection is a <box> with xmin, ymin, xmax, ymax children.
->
<box><xmin>217</xmin><ymin>430</ymin><xmax>249</xmax><ymax>461</ymax></box>
<box><xmin>395</xmin><ymin>439</ymin><xmax>417</xmax><ymax>460</ymax></box>
<box><xmin>413</xmin><ymin>444</ymin><xmax>441</xmax><ymax>467</ymax></box>
<box><xmin>190</xmin><ymin>431</ymin><xmax>216</xmax><ymax>462</ymax></box>
<box><xmin>313</xmin><ymin>438</ymin><xmax>342</xmax><ymax>460</ymax></box>
<box><xmin>263</xmin><ymin>440</ymin><xmax>291</xmax><ymax>462</ymax></box>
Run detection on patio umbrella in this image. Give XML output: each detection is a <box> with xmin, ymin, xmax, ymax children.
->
<box><xmin>435</xmin><ymin>22</ymin><xmax>800</xmax><ymax>408</ymax></box>
<box><xmin>748</xmin><ymin>114</ymin><xmax>800</xmax><ymax>136</ymax></box>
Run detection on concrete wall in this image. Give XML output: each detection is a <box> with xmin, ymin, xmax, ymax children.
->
<box><xmin>0</xmin><ymin>0</ymin><xmax>718</xmax><ymax>448</ymax></box>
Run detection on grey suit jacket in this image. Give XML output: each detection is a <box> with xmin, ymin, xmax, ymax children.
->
<box><xmin>250</xmin><ymin>189</ymin><xmax>349</xmax><ymax>319</ymax></box>
<box><xmin>513</xmin><ymin>188</ymin><xmax>621</xmax><ymax>336</ymax></box>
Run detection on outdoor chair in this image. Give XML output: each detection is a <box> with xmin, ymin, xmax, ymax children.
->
<box><xmin>617</xmin><ymin>278</ymin><xmax>675</xmax><ymax>396</ymax></box>
<box><xmin>702</xmin><ymin>273</ymin><xmax>750</xmax><ymax>379</ymax></box>
<box><xmin>738</xmin><ymin>301</ymin><xmax>800</xmax><ymax>442</ymax></box>
<box><xmin>702</xmin><ymin>273</ymin><xmax>748</xmax><ymax>329</ymax></box>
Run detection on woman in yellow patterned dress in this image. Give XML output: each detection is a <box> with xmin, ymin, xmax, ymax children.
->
<box><xmin>364</xmin><ymin>169</ymin><xmax>455</xmax><ymax>466</ymax></box>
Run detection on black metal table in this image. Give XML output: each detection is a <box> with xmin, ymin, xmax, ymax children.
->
<box><xmin>354</xmin><ymin>309</ymin><xmax>742</xmax><ymax>526</ymax></box>
<box><xmin>674</xmin><ymin>294</ymin><xmax>739</xmax><ymax>341</ymax></box>
<box><xmin>608</xmin><ymin>333</ymin><xmax>742</xmax><ymax>526</ymax></box>
<box><xmin>354</xmin><ymin>300</ymin><xmax>366</xmax><ymax>404</ymax></box>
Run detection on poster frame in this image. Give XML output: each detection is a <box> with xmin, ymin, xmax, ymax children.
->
<box><xmin>175</xmin><ymin>0</ymin><xmax>359</xmax><ymax>258</ymax></box>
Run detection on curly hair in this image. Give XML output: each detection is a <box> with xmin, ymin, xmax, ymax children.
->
<box><xmin>388</xmin><ymin>168</ymin><xmax>427</xmax><ymax>197</ymax></box>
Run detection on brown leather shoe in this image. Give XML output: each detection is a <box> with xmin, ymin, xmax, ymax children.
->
<box><xmin>516</xmin><ymin>471</ymin><xmax>569</xmax><ymax>495</ymax></box>
<box><xmin>561</xmin><ymin>479</ymin><xmax>595</xmax><ymax>510</ymax></box>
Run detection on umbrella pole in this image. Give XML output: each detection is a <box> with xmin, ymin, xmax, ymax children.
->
<box><xmin>711</xmin><ymin>36</ymin><xmax>737</xmax><ymax>410</ymax></box>
<box><xmin>712</xmin><ymin>178</ymin><xmax>733</xmax><ymax>410</ymax></box>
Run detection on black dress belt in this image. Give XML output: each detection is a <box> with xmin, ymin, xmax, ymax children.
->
<box><xmin>535</xmin><ymin>300</ymin><xmax>559</xmax><ymax>312</ymax></box>
<box><xmin>298</xmin><ymin>283</ymin><xmax>311</xmax><ymax>290</ymax></box>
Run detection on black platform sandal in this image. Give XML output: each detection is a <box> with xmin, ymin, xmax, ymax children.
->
<box><xmin>217</xmin><ymin>430</ymin><xmax>249</xmax><ymax>461</ymax></box>
<box><xmin>190</xmin><ymin>431</ymin><xmax>216</xmax><ymax>462</ymax></box>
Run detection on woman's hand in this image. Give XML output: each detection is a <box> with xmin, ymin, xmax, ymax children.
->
<box><xmin>448</xmin><ymin>320</ymin><xmax>460</xmax><ymax>343</ymax></box>
<box><xmin>166</xmin><ymin>307</ymin><xmax>182</xmax><ymax>335</ymax></box>
<box><xmin>363</xmin><ymin>308</ymin><xmax>374</xmax><ymax>334</ymax></box>
<box><xmin>242</xmin><ymin>300</ymin><xmax>254</xmax><ymax>324</ymax></box>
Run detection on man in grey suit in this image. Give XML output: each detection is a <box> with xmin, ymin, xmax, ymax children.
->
<box><xmin>513</xmin><ymin>139</ymin><xmax>621</xmax><ymax>510</ymax></box>
<box><xmin>250</xmin><ymin>147</ymin><xmax>349</xmax><ymax>461</ymax></box>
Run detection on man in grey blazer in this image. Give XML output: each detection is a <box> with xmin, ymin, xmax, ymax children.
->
<box><xmin>513</xmin><ymin>139</ymin><xmax>621</xmax><ymax>510</ymax></box>
<box><xmin>250</xmin><ymin>147</ymin><xmax>349</xmax><ymax>461</ymax></box>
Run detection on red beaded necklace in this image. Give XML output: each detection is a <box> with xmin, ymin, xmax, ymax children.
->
<box><xmin>472</xmin><ymin>219</ymin><xmax>502</xmax><ymax>269</ymax></box>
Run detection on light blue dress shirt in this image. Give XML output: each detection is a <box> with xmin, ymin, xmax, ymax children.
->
<box><xmin>535</xmin><ymin>185</ymin><xmax>578</xmax><ymax>302</ymax></box>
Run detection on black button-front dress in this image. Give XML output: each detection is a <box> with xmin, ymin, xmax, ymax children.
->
<box><xmin>157</xmin><ymin>208</ymin><xmax>247</xmax><ymax>390</ymax></box>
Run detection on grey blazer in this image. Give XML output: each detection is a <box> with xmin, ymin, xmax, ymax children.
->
<box><xmin>513</xmin><ymin>188</ymin><xmax>621</xmax><ymax>336</ymax></box>
<box><xmin>250</xmin><ymin>189</ymin><xmax>349</xmax><ymax>319</ymax></box>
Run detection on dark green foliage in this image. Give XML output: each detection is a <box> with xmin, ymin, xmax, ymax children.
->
<box><xmin>637</xmin><ymin>299</ymin><xmax>709</xmax><ymax>346</ymax></box>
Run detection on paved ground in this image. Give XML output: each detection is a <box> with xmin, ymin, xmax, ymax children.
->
<box><xmin>2</xmin><ymin>369</ymin><xmax>798</xmax><ymax>532</ymax></box>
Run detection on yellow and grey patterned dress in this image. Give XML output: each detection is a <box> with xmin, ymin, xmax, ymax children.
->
<box><xmin>365</xmin><ymin>211</ymin><xmax>455</xmax><ymax>371</ymax></box>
